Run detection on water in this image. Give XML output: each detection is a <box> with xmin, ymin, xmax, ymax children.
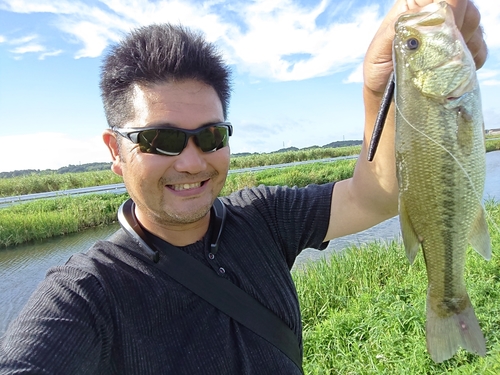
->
<box><xmin>0</xmin><ymin>224</ymin><xmax>119</xmax><ymax>334</ymax></box>
<box><xmin>1</xmin><ymin>151</ymin><xmax>499</xmax><ymax>335</ymax></box>
<box><xmin>298</xmin><ymin>150</ymin><xmax>500</xmax><ymax>265</ymax></box>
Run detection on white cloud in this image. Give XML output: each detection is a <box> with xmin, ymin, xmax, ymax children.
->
<box><xmin>0</xmin><ymin>133</ymin><xmax>111</xmax><ymax>173</ymax></box>
<box><xmin>478</xmin><ymin>69</ymin><xmax>500</xmax><ymax>86</ymax></box>
<box><xmin>474</xmin><ymin>0</ymin><xmax>500</xmax><ymax>49</ymax></box>
<box><xmin>10</xmin><ymin>44</ymin><xmax>45</xmax><ymax>54</ymax></box>
<box><xmin>39</xmin><ymin>49</ymin><xmax>63</xmax><ymax>59</ymax></box>
<box><xmin>2</xmin><ymin>32</ymin><xmax>63</xmax><ymax>59</ymax></box>
<box><xmin>0</xmin><ymin>0</ymin><xmax>385</xmax><ymax>81</ymax></box>
<box><xmin>224</xmin><ymin>1</ymin><xmax>382</xmax><ymax>81</ymax></box>
<box><xmin>481</xmin><ymin>79</ymin><xmax>500</xmax><ymax>86</ymax></box>
<box><xmin>343</xmin><ymin>62</ymin><xmax>364</xmax><ymax>84</ymax></box>
<box><xmin>10</xmin><ymin>34</ymin><xmax>38</xmax><ymax>44</ymax></box>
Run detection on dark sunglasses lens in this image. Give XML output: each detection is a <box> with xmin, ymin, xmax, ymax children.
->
<box><xmin>197</xmin><ymin>126</ymin><xmax>229</xmax><ymax>152</ymax></box>
<box><xmin>137</xmin><ymin>129</ymin><xmax>186</xmax><ymax>155</ymax></box>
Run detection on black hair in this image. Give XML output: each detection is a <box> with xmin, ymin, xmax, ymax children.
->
<box><xmin>100</xmin><ymin>24</ymin><xmax>232</xmax><ymax>128</ymax></box>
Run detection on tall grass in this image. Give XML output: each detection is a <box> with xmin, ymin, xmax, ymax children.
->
<box><xmin>0</xmin><ymin>193</ymin><xmax>127</xmax><ymax>247</ymax></box>
<box><xmin>2</xmin><ymin>144</ymin><xmax>496</xmax><ymax>197</ymax></box>
<box><xmin>485</xmin><ymin>138</ymin><xmax>500</xmax><ymax>152</ymax></box>
<box><xmin>0</xmin><ymin>148</ymin><xmax>358</xmax><ymax>197</ymax></box>
<box><xmin>0</xmin><ymin>170</ymin><xmax>122</xmax><ymax>197</ymax></box>
<box><xmin>221</xmin><ymin>160</ymin><xmax>356</xmax><ymax>195</ymax></box>
<box><xmin>230</xmin><ymin>146</ymin><xmax>361</xmax><ymax>169</ymax></box>
<box><xmin>1</xmin><ymin>160</ymin><xmax>356</xmax><ymax>247</ymax></box>
<box><xmin>294</xmin><ymin>200</ymin><xmax>500</xmax><ymax>374</ymax></box>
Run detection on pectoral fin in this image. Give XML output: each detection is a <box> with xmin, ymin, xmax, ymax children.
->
<box><xmin>399</xmin><ymin>198</ymin><xmax>421</xmax><ymax>264</ymax></box>
<box><xmin>468</xmin><ymin>206</ymin><xmax>492</xmax><ymax>260</ymax></box>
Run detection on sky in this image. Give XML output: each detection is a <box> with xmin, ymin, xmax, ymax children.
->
<box><xmin>0</xmin><ymin>0</ymin><xmax>499</xmax><ymax>173</ymax></box>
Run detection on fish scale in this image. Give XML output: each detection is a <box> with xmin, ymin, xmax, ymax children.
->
<box><xmin>392</xmin><ymin>1</ymin><xmax>492</xmax><ymax>363</ymax></box>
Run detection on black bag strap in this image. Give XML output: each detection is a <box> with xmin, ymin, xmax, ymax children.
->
<box><xmin>111</xmin><ymin>198</ymin><xmax>303</xmax><ymax>373</ymax></box>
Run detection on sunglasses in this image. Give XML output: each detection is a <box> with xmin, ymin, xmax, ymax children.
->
<box><xmin>113</xmin><ymin>122</ymin><xmax>233</xmax><ymax>156</ymax></box>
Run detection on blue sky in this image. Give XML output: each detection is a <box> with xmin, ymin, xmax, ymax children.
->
<box><xmin>1</xmin><ymin>0</ymin><xmax>499</xmax><ymax>173</ymax></box>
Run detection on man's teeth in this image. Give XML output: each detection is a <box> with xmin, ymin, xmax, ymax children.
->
<box><xmin>171</xmin><ymin>182</ymin><xmax>202</xmax><ymax>191</ymax></box>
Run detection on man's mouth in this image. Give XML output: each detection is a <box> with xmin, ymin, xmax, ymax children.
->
<box><xmin>167</xmin><ymin>181</ymin><xmax>206</xmax><ymax>191</ymax></box>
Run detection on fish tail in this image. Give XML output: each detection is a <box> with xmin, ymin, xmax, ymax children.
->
<box><xmin>426</xmin><ymin>294</ymin><xmax>486</xmax><ymax>363</ymax></box>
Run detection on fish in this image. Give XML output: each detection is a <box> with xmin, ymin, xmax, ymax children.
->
<box><xmin>392</xmin><ymin>1</ymin><xmax>492</xmax><ymax>363</ymax></box>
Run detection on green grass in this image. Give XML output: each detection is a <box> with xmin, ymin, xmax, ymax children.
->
<box><xmin>1</xmin><ymin>143</ymin><xmax>496</xmax><ymax>197</ymax></box>
<box><xmin>0</xmin><ymin>170</ymin><xmax>123</xmax><ymax>197</ymax></box>
<box><xmin>485</xmin><ymin>138</ymin><xmax>500</xmax><ymax>152</ymax></box>
<box><xmin>220</xmin><ymin>159</ymin><xmax>356</xmax><ymax>195</ymax></box>
<box><xmin>229</xmin><ymin>146</ymin><xmax>361</xmax><ymax>169</ymax></box>
<box><xmin>294</xmin><ymin>200</ymin><xmax>500</xmax><ymax>374</ymax></box>
<box><xmin>0</xmin><ymin>160</ymin><xmax>356</xmax><ymax>247</ymax></box>
<box><xmin>0</xmin><ymin>193</ymin><xmax>127</xmax><ymax>247</ymax></box>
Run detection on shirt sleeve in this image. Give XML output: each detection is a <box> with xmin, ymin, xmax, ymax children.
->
<box><xmin>0</xmin><ymin>265</ymin><xmax>112</xmax><ymax>375</ymax></box>
<box><xmin>224</xmin><ymin>182</ymin><xmax>334</xmax><ymax>267</ymax></box>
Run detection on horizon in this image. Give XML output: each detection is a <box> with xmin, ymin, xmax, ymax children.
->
<box><xmin>0</xmin><ymin>138</ymin><xmax>364</xmax><ymax>175</ymax></box>
<box><xmin>1</xmin><ymin>0</ymin><xmax>499</xmax><ymax>173</ymax></box>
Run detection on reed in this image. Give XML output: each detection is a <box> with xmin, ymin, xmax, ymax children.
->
<box><xmin>0</xmin><ymin>170</ymin><xmax>122</xmax><ymax>197</ymax></box>
<box><xmin>1</xmin><ymin>160</ymin><xmax>356</xmax><ymax>247</ymax></box>
<box><xmin>294</xmin><ymin>200</ymin><xmax>500</xmax><ymax>374</ymax></box>
<box><xmin>0</xmin><ymin>194</ymin><xmax>127</xmax><ymax>247</ymax></box>
<box><xmin>230</xmin><ymin>146</ymin><xmax>361</xmax><ymax>170</ymax></box>
<box><xmin>221</xmin><ymin>159</ymin><xmax>356</xmax><ymax>195</ymax></box>
<box><xmin>485</xmin><ymin>138</ymin><xmax>500</xmax><ymax>152</ymax></box>
<box><xmin>1</xmin><ymin>143</ymin><xmax>496</xmax><ymax>197</ymax></box>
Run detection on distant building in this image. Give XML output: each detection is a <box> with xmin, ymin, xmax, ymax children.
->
<box><xmin>486</xmin><ymin>128</ymin><xmax>500</xmax><ymax>135</ymax></box>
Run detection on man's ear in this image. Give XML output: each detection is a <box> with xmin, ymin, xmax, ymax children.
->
<box><xmin>102</xmin><ymin>129</ymin><xmax>123</xmax><ymax>176</ymax></box>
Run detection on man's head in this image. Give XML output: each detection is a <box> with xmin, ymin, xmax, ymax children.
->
<box><xmin>100</xmin><ymin>25</ymin><xmax>232</xmax><ymax>242</ymax></box>
<box><xmin>100</xmin><ymin>23</ymin><xmax>232</xmax><ymax>129</ymax></box>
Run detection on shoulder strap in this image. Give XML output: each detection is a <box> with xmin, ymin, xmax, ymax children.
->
<box><xmin>111</xmin><ymin>198</ymin><xmax>303</xmax><ymax>373</ymax></box>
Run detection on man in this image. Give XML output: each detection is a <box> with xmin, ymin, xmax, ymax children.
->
<box><xmin>0</xmin><ymin>0</ymin><xmax>486</xmax><ymax>373</ymax></box>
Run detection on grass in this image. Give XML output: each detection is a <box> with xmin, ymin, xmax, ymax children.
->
<box><xmin>1</xmin><ymin>146</ymin><xmax>499</xmax><ymax>372</ymax></box>
<box><xmin>485</xmin><ymin>138</ymin><xmax>500</xmax><ymax>152</ymax></box>
<box><xmin>0</xmin><ymin>193</ymin><xmax>127</xmax><ymax>247</ymax></box>
<box><xmin>0</xmin><ymin>170</ymin><xmax>123</xmax><ymax>197</ymax></box>
<box><xmin>220</xmin><ymin>159</ymin><xmax>356</xmax><ymax>196</ymax></box>
<box><xmin>229</xmin><ymin>146</ymin><xmax>361</xmax><ymax>169</ymax></box>
<box><xmin>0</xmin><ymin>159</ymin><xmax>357</xmax><ymax>247</ymax></box>
<box><xmin>294</xmin><ymin>200</ymin><xmax>500</xmax><ymax>374</ymax></box>
<box><xmin>1</xmin><ymin>142</ymin><xmax>496</xmax><ymax>197</ymax></box>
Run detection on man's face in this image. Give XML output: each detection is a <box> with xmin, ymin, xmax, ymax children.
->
<box><xmin>105</xmin><ymin>79</ymin><xmax>230</xmax><ymax>234</ymax></box>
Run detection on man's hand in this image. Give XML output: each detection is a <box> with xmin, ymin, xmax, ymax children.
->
<box><xmin>325</xmin><ymin>0</ymin><xmax>488</xmax><ymax>242</ymax></box>
<box><xmin>364</xmin><ymin>0</ymin><xmax>487</xmax><ymax>96</ymax></box>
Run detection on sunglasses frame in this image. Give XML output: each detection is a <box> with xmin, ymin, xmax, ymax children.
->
<box><xmin>113</xmin><ymin>122</ymin><xmax>233</xmax><ymax>156</ymax></box>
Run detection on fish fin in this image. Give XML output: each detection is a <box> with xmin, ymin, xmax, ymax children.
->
<box><xmin>468</xmin><ymin>207</ymin><xmax>492</xmax><ymax>260</ymax></box>
<box><xmin>399</xmin><ymin>199</ymin><xmax>421</xmax><ymax>264</ymax></box>
<box><xmin>426</xmin><ymin>294</ymin><xmax>486</xmax><ymax>363</ymax></box>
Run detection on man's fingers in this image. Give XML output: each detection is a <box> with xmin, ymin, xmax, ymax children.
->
<box><xmin>458</xmin><ymin>1</ymin><xmax>487</xmax><ymax>69</ymax></box>
<box><xmin>460</xmin><ymin>0</ymin><xmax>481</xmax><ymax>41</ymax></box>
<box><xmin>468</xmin><ymin>26</ymin><xmax>488</xmax><ymax>69</ymax></box>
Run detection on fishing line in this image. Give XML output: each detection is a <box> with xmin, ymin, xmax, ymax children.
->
<box><xmin>394</xmin><ymin>99</ymin><xmax>500</xmax><ymax>236</ymax></box>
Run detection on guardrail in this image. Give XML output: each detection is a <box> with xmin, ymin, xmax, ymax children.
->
<box><xmin>0</xmin><ymin>155</ymin><xmax>358</xmax><ymax>208</ymax></box>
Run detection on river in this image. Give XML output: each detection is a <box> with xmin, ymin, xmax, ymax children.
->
<box><xmin>1</xmin><ymin>150</ymin><xmax>499</xmax><ymax>335</ymax></box>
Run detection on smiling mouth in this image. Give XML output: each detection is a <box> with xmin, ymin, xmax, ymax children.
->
<box><xmin>167</xmin><ymin>180</ymin><xmax>207</xmax><ymax>191</ymax></box>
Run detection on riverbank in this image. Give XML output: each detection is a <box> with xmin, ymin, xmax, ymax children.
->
<box><xmin>0</xmin><ymin>160</ymin><xmax>356</xmax><ymax>247</ymax></box>
<box><xmin>1</xmin><ymin>138</ymin><xmax>498</xmax><ymax>197</ymax></box>
<box><xmin>295</xmin><ymin>200</ymin><xmax>500</xmax><ymax>373</ymax></box>
<box><xmin>1</xmin><ymin>143</ymin><xmax>499</xmax><ymax>248</ymax></box>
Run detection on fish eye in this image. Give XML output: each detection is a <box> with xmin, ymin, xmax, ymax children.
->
<box><xmin>406</xmin><ymin>37</ymin><xmax>419</xmax><ymax>50</ymax></box>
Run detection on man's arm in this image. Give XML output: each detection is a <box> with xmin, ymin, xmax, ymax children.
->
<box><xmin>324</xmin><ymin>0</ymin><xmax>487</xmax><ymax>241</ymax></box>
<box><xmin>0</xmin><ymin>267</ymin><xmax>110</xmax><ymax>374</ymax></box>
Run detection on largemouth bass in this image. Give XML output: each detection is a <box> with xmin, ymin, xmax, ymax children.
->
<box><xmin>393</xmin><ymin>1</ymin><xmax>492</xmax><ymax>363</ymax></box>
